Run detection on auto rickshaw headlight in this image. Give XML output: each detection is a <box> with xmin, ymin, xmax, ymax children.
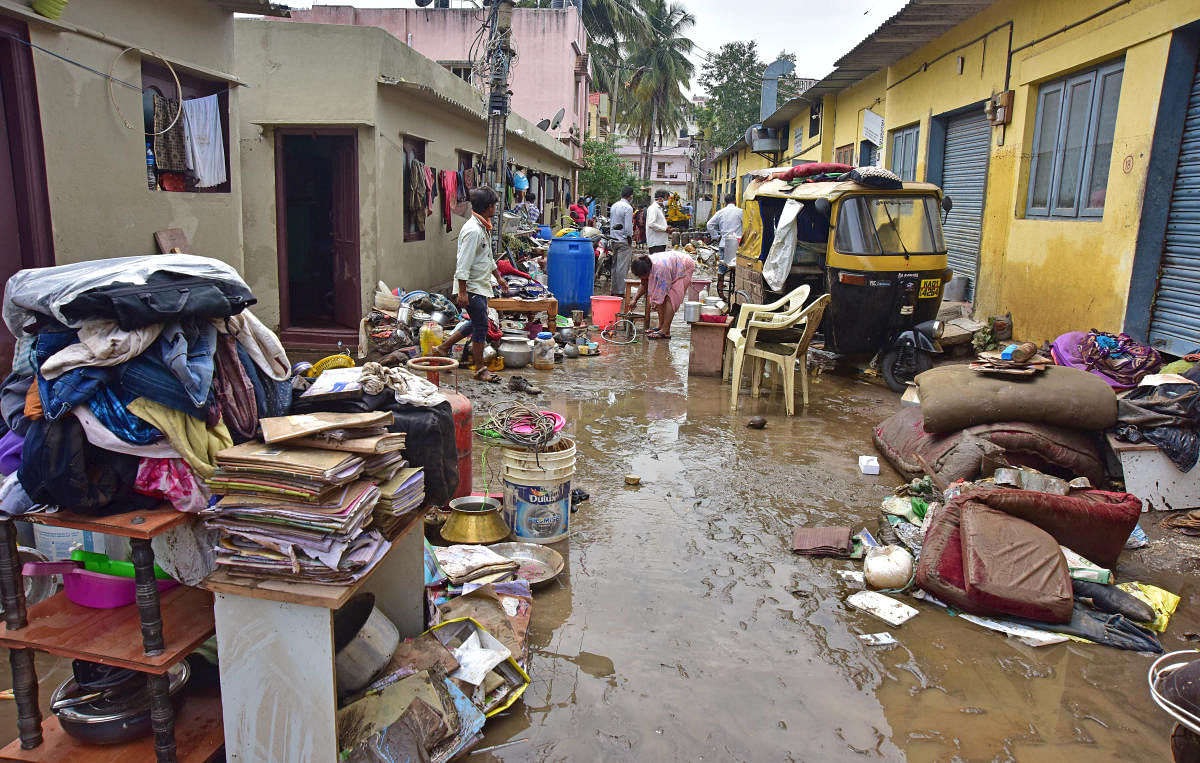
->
<box><xmin>932</xmin><ymin>320</ymin><xmax>944</xmax><ymax>338</ymax></box>
<box><xmin>916</xmin><ymin>319</ymin><xmax>943</xmax><ymax>339</ymax></box>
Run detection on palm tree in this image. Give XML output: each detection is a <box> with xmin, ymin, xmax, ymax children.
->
<box><xmin>583</xmin><ymin>0</ymin><xmax>649</xmax><ymax>126</ymax></box>
<box><xmin>620</xmin><ymin>0</ymin><xmax>695</xmax><ymax>180</ymax></box>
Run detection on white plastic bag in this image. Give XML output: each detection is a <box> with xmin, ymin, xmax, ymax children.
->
<box><xmin>762</xmin><ymin>199</ymin><xmax>802</xmax><ymax>291</ymax></box>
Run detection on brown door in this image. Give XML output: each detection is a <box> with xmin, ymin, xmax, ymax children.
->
<box><xmin>0</xmin><ymin>19</ymin><xmax>53</xmax><ymax>374</ymax></box>
<box><xmin>330</xmin><ymin>137</ymin><xmax>360</xmax><ymax>329</ymax></box>
<box><xmin>274</xmin><ymin>129</ymin><xmax>360</xmax><ymax>347</ymax></box>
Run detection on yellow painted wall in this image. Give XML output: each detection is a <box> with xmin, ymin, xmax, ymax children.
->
<box><xmin>830</xmin><ymin>71</ymin><xmax>887</xmax><ymax>166</ymax></box>
<box><xmin>860</xmin><ymin>0</ymin><xmax>1196</xmax><ymax>341</ymax></box>
<box><xmin>787</xmin><ymin>106</ymin><xmax>825</xmax><ymax>163</ymax></box>
<box><xmin>711</xmin><ymin>0</ymin><xmax>1198</xmax><ymax>343</ymax></box>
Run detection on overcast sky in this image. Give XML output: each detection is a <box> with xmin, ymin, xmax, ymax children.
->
<box><xmin>287</xmin><ymin>0</ymin><xmax>910</xmax><ymax>86</ymax></box>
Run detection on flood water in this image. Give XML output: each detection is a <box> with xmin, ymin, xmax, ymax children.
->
<box><xmin>469</xmin><ymin>319</ymin><xmax>1198</xmax><ymax>762</ymax></box>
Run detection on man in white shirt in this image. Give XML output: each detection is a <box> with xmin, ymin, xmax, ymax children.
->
<box><xmin>646</xmin><ymin>190</ymin><xmax>669</xmax><ymax>253</ymax></box>
<box><xmin>706</xmin><ymin>193</ymin><xmax>743</xmax><ymax>297</ymax></box>
<box><xmin>608</xmin><ymin>186</ymin><xmax>635</xmax><ymax>295</ymax></box>
<box><xmin>440</xmin><ymin>187</ymin><xmax>508</xmax><ymax>382</ymax></box>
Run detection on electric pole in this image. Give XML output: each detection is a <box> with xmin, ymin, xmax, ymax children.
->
<box><xmin>482</xmin><ymin>0</ymin><xmax>516</xmax><ymax>254</ymax></box>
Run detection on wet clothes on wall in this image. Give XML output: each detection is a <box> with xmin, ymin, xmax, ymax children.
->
<box><xmin>152</xmin><ymin>94</ymin><xmax>189</xmax><ymax>173</ymax></box>
<box><xmin>182</xmin><ymin>94</ymin><xmax>227</xmax><ymax>188</ymax></box>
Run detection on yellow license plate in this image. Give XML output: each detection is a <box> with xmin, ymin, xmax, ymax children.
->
<box><xmin>918</xmin><ymin>278</ymin><xmax>941</xmax><ymax>299</ymax></box>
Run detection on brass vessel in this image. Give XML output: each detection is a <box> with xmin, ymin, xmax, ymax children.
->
<box><xmin>440</xmin><ymin>496</ymin><xmax>510</xmax><ymax>544</ymax></box>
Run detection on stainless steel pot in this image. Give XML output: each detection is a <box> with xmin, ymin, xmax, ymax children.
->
<box><xmin>500</xmin><ymin>338</ymin><xmax>533</xmax><ymax>369</ymax></box>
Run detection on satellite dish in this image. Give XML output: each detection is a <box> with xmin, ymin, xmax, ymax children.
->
<box><xmin>536</xmin><ymin>118</ymin><xmax>552</xmax><ymax>131</ymax></box>
<box><xmin>550</xmin><ymin>107</ymin><xmax>566</xmax><ymax>130</ymax></box>
<box><xmin>415</xmin><ymin>0</ymin><xmax>433</xmax><ymax>6</ymax></box>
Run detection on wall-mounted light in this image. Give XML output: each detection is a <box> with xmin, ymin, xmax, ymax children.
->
<box><xmin>956</xmin><ymin>56</ymin><xmax>964</xmax><ymax>75</ymax></box>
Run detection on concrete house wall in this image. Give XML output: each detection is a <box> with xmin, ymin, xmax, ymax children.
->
<box><xmin>280</xmin><ymin>5</ymin><xmax>588</xmax><ymax>157</ymax></box>
<box><xmin>1</xmin><ymin>0</ymin><xmax>247</xmax><ymax>268</ymax></box>
<box><xmin>236</xmin><ymin>20</ymin><xmax>576</xmax><ymax>335</ymax></box>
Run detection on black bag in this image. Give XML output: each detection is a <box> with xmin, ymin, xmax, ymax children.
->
<box><xmin>61</xmin><ymin>271</ymin><xmax>256</xmax><ymax>330</ymax></box>
<box><xmin>18</xmin><ymin>416</ymin><xmax>158</xmax><ymax>515</ymax></box>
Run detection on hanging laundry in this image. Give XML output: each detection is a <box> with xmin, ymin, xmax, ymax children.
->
<box><xmin>423</xmin><ymin>164</ymin><xmax>435</xmax><ymax>216</ymax></box>
<box><xmin>408</xmin><ymin>157</ymin><xmax>427</xmax><ymax>233</ymax></box>
<box><xmin>462</xmin><ymin>166</ymin><xmax>475</xmax><ymax>190</ymax></box>
<box><xmin>152</xmin><ymin>94</ymin><xmax>188</xmax><ymax>173</ymax></box>
<box><xmin>182</xmin><ymin>94</ymin><xmax>227</xmax><ymax>188</ymax></box>
<box><xmin>440</xmin><ymin>170</ymin><xmax>457</xmax><ymax>232</ymax></box>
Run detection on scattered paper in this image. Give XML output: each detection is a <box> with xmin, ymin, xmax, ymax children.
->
<box><xmin>859</xmin><ymin>455</ymin><xmax>880</xmax><ymax>475</ymax></box>
<box><xmin>448</xmin><ymin>629</ymin><xmax>511</xmax><ymax>687</ymax></box>
<box><xmin>846</xmin><ymin>590</ymin><xmax>919</xmax><ymax>626</ymax></box>
<box><xmin>858</xmin><ymin>632</ymin><xmax>897</xmax><ymax>646</ymax></box>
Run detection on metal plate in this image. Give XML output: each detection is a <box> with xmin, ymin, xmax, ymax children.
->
<box><xmin>485</xmin><ymin>543</ymin><xmax>564</xmax><ymax>588</ymax></box>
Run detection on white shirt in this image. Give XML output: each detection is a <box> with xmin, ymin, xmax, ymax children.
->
<box><xmin>609</xmin><ymin>198</ymin><xmax>633</xmax><ymax>243</ymax></box>
<box><xmin>454</xmin><ymin>215</ymin><xmax>496</xmax><ymax>297</ymax></box>
<box><xmin>707</xmin><ymin>203</ymin><xmax>743</xmax><ymax>244</ymax></box>
<box><xmin>646</xmin><ymin>201</ymin><xmax>669</xmax><ymax>248</ymax></box>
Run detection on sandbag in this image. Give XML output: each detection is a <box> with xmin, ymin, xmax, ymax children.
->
<box><xmin>872</xmin><ymin>406</ymin><xmax>1105</xmax><ymax>485</ymax></box>
<box><xmin>960</xmin><ymin>504</ymin><xmax>1073</xmax><ymax>623</ymax></box>
<box><xmin>963</xmin><ymin>487</ymin><xmax>1141</xmax><ymax>569</ymax></box>
<box><xmin>915</xmin><ymin>364</ymin><xmax>1117</xmax><ymax>434</ymax></box>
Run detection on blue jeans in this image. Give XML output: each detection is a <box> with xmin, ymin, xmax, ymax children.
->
<box><xmin>157</xmin><ymin>321</ymin><xmax>216</xmax><ymax>407</ymax></box>
<box><xmin>117</xmin><ymin>354</ymin><xmax>208</xmax><ymax>419</ymax></box>
<box><xmin>34</xmin><ymin>331</ymin><xmax>114</xmax><ymax>421</ymax></box>
<box><xmin>467</xmin><ymin>293</ymin><xmax>489</xmax><ymax>343</ymax></box>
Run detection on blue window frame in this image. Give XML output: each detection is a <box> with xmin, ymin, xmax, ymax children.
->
<box><xmin>889</xmin><ymin>124</ymin><xmax>919</xmax><ymax>181</ymax></box>
<box><xmin>1026</xmin><ymin>58</ymin><xmax>1124</xmax><ymax>219</ymax></box>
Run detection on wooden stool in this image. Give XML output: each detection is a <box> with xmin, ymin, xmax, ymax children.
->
<box><xmin>622</xmin><ymin>278</ymin><xmax>651</xmax><ymax>331</ymax></box>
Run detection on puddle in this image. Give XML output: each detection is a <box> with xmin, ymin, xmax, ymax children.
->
<box><xmin>468</xmin><ymin>317</ymin><xmax>1188</xmax><ymax>760</ymax></box>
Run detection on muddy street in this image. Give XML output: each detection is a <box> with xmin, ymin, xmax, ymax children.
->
<box><xmin>463</xmin><ymin>321</ymin><xmax>1197</xmax><ymax>762</ymax></box>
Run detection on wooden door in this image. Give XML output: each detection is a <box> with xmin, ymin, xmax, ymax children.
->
<box><xmin>330</xmin><ymin>136</ymin><xmax>360</xmax><ymax>329</ymax></box>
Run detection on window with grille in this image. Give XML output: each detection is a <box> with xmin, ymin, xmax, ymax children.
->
<box><xmin>889</xmin><ymin>124</ymin><xmax>919</xmax><ymax>181</ymax></box>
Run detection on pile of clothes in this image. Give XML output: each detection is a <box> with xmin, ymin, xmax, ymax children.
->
<box><xmin>0</xmin><ymin>254</ymin><xmax>289</xmax><ymax>519</ymax></box>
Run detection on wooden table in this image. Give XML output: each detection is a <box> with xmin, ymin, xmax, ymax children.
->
<box><xmin>0</xmin><ymin>506</ymin><xmax>216</xmax><ymax>763</ymax></box>
<box><xmin>488</xmin><ymin>296</ymin><xmax>558</xmax><ymax>321</ymax></box>
<box><xmin>203</xmin><ymin>514</ymin><xmax>425</xmax><ymax>762</ymax></box>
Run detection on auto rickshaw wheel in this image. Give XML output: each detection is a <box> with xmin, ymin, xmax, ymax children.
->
<box><xmin>881</xmin><ymin>347</ymin><xmax>932</xmax><ymax>393</ymax></box>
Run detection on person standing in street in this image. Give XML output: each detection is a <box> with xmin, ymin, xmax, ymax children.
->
<box><xmin>707</xmin><ymin>193</ymin><xmax>743</xmax><ymax>297</ymax></box>
<box><xmin>441</xmin><ymin>187</ymin><xmax>508</xmax><ymax>382</ymax></box>
<box><xmin>519</xmin><ymin>191</ymin><xmax>541</xmax><ymax>224</ymax></box>
<box><xmin>608</xmin><ymin>186</ymin><xmax>634</xmax><ymax>295</ymax></box>
<box><xmin>646</xmin><ymin>189</ymin><xmax>669</xmax><ymax>253</ymax></box>
<box><xmin>569</xmin><ymin>197</ymin><xmax>587</xmax><ymax>225</ymax></box>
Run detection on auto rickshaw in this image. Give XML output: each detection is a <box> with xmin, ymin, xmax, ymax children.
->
<box><xmin>733</xmin><ymin>168</ymin><xmax>953</xmax><ymax>391</ymax></box>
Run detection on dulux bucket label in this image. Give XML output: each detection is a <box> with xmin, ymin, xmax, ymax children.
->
<box><xmin>504</xmin><ymin>479</ymin><xmax>569</xmax><ymax>541</ymax></box>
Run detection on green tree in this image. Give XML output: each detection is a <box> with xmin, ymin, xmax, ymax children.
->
<box><xmin>620</xmin><ymin>0</ymin><xmax>695</xmax><ymax>180</ymax></box>
<box><xmin>698</xmin><ymin>42</ymin><xmax>810</xmax><ymax>152</ymax></box>
<box><xmin>579</xmin><ymin>139</ymin><xmax>639</xmax><ymax>202</ymax></box>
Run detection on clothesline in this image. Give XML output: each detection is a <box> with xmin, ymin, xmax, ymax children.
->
<box><xmin>0</xmin><ymin>32</ymin><xmax>236</xmax><ymax>97</ymax></box>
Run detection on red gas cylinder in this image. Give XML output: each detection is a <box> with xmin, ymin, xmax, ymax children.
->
<box><xmin>444</xmin><ymin>390</ymin><xmax>473</xmax><ymax>501</ymax></box>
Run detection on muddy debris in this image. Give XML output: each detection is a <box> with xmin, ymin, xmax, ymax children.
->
<box><xmin>747</xmin><ymin>415</ymin><xmax>767</xmax><ymax>429</ymax></box>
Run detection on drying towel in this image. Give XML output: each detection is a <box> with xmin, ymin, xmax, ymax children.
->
<box><xmin>182</xmin><ymin>94</ymin><xmax>227</xmax><ymax>188</ymax></box>
<box><xmin>408</xmin><ymin>158</ymin><xmax>428</xmax><ymax>233</ymax></box>
<box><xmin>791</xmin><ymin>526</ymin><xmax>853</xmax><ymax>556</ymax></box>
<box><xmin>152</xmin><ymin>94</ymin><xmax>188</xmax><ymax>172</ymax></box>
<box><xmin>423</xmin><ymin>165</ymin><xmax>436</xmax><ymax>216</ymax></box>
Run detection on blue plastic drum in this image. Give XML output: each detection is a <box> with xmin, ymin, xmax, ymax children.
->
<box><xmin>546</xmin><ymin>237</ymin><xmax>595</xmax><ymax>313</ymax></box>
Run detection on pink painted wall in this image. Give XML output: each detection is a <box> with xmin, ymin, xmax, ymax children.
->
<box><xmin>282</xmin><ymin>6</ymin><xmax>588</xmax><ymax>152</ymax></box>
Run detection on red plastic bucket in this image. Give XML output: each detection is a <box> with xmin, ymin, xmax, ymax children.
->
<box><xmin>591</xmin><ymin>295</ymin><xmax>622</xmax><ymax>329</ymax></box>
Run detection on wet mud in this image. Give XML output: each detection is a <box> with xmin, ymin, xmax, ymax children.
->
<box><xmin>470</xmin><ymin>318</ymin><xmax>1197</xmax><ymax>761</ymax></box>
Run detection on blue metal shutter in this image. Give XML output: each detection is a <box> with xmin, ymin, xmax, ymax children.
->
<box><xmin>940</xmin><ymin>109</ymin><xmax>990</xmax><ymax>299</ymax></box>
<box><xmin>1150</xmin><ymin>59</ymin><xmax>1200</xmax><ymax>356</ymax></box>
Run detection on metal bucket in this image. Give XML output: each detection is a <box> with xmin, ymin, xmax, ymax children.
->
<box><xmin>683</xmin><ymin>301</ymin><xmax>701</xmax><ymax>323</ymax></box>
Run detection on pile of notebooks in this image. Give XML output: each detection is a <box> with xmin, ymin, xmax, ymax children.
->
<box><xmin>373</xmin><ymin>467</ymin><xmax>426</xmax><ymax>538</ymax></box>
<box><xmin>204</xmin><ymin>412</ymin><xmax>423</xmax><ymax>585</ymax></box>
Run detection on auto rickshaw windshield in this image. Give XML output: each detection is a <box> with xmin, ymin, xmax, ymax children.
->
<box><xmin>834</xmin><ymin>195</ymin><xmax>946</xmax><ymax>256</ymax></box>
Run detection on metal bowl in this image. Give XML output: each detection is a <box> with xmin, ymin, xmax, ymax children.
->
<box><xmin>52</xmin><ymin>660</ymin><xmax>190</xmax><ymax>745</ymax></box>
<box><xmin>333</xmin><ymin>593</ymin><xmax>400</xmax><ymax>697</ymax></box>
<box><xmin>486</xmin><ymin>542</ymin><xmax>564</xmax><ymax>588</ymax></box>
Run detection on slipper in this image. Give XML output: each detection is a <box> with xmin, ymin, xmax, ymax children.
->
<box><xmin>647</xmin><ymin>330</ymin><xmax>671</xmax><ymax>340</ymax></box>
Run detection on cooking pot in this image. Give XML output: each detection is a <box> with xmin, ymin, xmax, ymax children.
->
<box><xmin>333</xmin><ymin>593</ymin><xmax>400</xmax><ymax>697</ymax></box>
<box><xmin>52</xmin><ymin>660</ymin><xmax>190</xmax><ymax>745</ymax></box>
<box><xmin>500</xmin><ymin>337</ymin><xmax>533</xmax><ymax>369</ymax></box>
<box><xmin>429</xmin><ymin>310</ymin><xmax>457</xmax><ymax>329</ymax></box>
